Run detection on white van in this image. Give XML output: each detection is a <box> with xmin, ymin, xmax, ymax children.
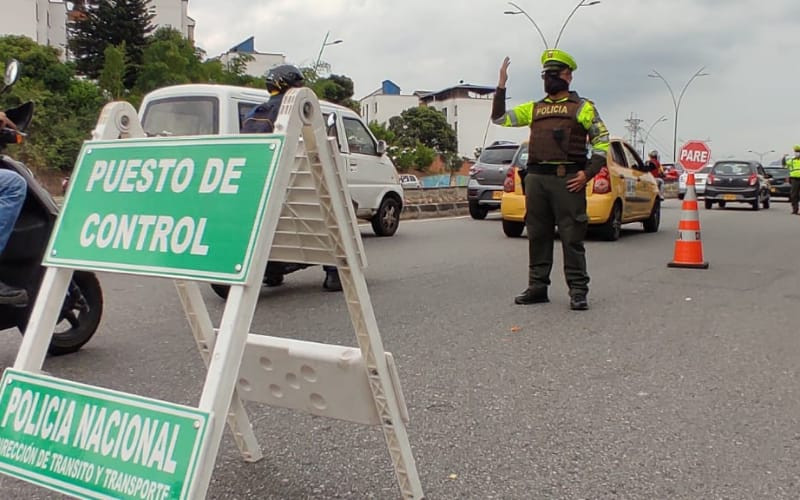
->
<box><xmin>138</xmin><ymin>84</ymin><xmax>403</xmax><ymax>236</ymax></box>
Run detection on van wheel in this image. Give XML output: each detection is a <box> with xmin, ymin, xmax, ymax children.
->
<box><xmin>502</xmin><ymin>220</ymin><xmax>525</xmax><ymax>237</ymax></box>
<box><xmin>643</xmin><ymin>200</ymin><xmax>660</xmax><ymax>233</ymax></box>
<box><xmin>371</xmin><ymin>196</ymin><xmax>400</xmax><ymax>236</ymax></box>
<box><xmin>599</xmin><ymin>201</ymin><xmax>622</xmax><ymax>241</ymax></box>
<box><xmin>469</xmin><ymin>201</ymin><xmax>488</xmax><ymax>220</ymax></box>
<box><xmin>705</xmin><ymin>199</ymin><xmax>713</xmax><ymax>209</ymax></box>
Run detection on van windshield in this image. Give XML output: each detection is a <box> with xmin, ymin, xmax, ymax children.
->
<box><xmin>141</xmin><ymin>97</ymin><xmax>218</xmax><ymax>137</ymax></box>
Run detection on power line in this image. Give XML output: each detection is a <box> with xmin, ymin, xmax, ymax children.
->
<box><xmin>624</xmin><ymin>113</ymin><xmax>644</xmax><ymax>151</ymax></box>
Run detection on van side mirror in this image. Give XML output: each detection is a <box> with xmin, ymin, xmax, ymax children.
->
<box><xmin>376</xmin><ymin>140</ymin><xmax>387</xmax><ymax>155</ymax></box>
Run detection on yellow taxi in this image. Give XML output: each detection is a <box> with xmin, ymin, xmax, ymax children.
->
<box><xmin>500</xmin><ymin>138</ymin><xmax>661</xmax><ymax>240</ymax></box>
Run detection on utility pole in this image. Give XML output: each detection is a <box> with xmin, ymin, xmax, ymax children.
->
<box><xmin>624</xmin><ymin>113</ymin><xmax>644</xmax><ymax>152</ymax></box>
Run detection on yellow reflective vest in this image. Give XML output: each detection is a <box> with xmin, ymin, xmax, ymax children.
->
<box><xmin>787</xmin><ymin>157</ymin><xmax>800</xmax><ymax>178</ymax></box>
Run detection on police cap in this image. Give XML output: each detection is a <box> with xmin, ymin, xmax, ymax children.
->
<box><xmin>541</xmin><ymin>49</ymin><xmax>577</xmax><ymax>71</ymax></box>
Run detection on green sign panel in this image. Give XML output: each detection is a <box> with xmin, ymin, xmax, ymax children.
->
<box><xmin>44</xmin><ymin>135</ymin><xmax>284</xmax><ymax>283</ymax></box>
<box><xmin>0</xmin><ymin>369</ymin><xmax>210</xmax><ymax>499</ymax></box>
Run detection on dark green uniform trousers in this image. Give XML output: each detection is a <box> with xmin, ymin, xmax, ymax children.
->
<box><xmin>524</xmin><ymin>172</ymin><xmax>590</xmax><ymax>296</ymax></box>
<box><xmin>790</xmin><ymin>178</ymin><xmax>800</xmax><ymax>213</ymax></box>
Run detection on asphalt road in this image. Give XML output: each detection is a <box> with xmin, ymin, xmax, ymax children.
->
<box><xmin>2</xmin><ymin>198</ymin><xmax>800</xmax><ymax>499</ymax></box>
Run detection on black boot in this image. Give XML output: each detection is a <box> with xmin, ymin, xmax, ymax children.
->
<box><xmin>0</xmin><ymin>281</ymin><xmax>28</xmax><ymax>306</ymax></box>
<box><xmin>323</xmin><ymin>269</ymin><xmax>342</xmax><ymax>292</ymax></box>
<box><xmin>514</xmin><ymin>287</ymin><xmax>548</xmax><ymax>305</ymax></box>
<box><xmin>570</xmin><ymin>294</ymin><xmax>589</xmax><ymax>311</ymax></box>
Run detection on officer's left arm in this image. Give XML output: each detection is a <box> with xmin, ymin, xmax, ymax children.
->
<box><xmin>577</xmin><ymin>100</ymin><xmax>610</xmax><ymax>179</ymax></box>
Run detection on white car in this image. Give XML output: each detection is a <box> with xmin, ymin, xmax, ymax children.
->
<box><xmin>139</xmin><ymin>84</ymin><xmax>404</xmax><ymax>236</ymax></box>
<box><xmin>399</xmin><ymin>174</ymin><xmax>421</xmax><ymax>189</ymax></box>
<box><xmin>678</xmin><ymin>165</ymin><xmax>713</xmax><ymax>199</ymax></box>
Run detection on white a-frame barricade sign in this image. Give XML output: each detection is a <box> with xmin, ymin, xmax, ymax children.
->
<box><xmin>1</xmin><ymin>88</ymin><xmax>423</xmax><ymax>499</ymax></box>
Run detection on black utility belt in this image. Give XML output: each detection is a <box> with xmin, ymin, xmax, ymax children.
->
<box><xmin>527</xmin><ymin>164</ymin><xmax>585</xmax><ymax>177</ymax></box>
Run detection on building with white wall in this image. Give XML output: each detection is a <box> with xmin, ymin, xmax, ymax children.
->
<box><xmin>419</xmin><ymin>84</ymin><xmax>527</xmax><ymax>159</ymax></box>
<box><xmin>0</xmin><ymin>0</ymin><xmax>68</xmax><ymax>57</ymax></box>
<box><xmin>1</xmin><ymin>0</ymin><xmax>194</xmax><ymax>59</ymax></box>
<box><xmin>148</xmin><ymin>0</ymin><xmax>195</xmax><ymax>41</ymax></box>
<box><xmin>360</xmin><ymin>80</ymin><xmax>420</xmax><ymax>126</ymax></box>
<box><xmin>218</xmin><ymin>37</ymin><xmax>285</xmax><ymax>78</ymax></box>
<box><xmin>364</xmin><ymin>82</ymin><xmax>529</xmax><ymax>160</ymax></box>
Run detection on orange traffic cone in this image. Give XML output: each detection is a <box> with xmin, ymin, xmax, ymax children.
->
<box><xmin>668</xmin><ymin>172</ymin><xmax>709</xmax><ymax>269</ymax></box>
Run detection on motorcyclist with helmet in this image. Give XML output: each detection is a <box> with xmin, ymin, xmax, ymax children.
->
<box><xmin>242</xmin><ymin>64</ymin><xmax>343</xmax><ymax>292</ymax></box>
<box><xmin>0</xmin><ymin>111</ymin><xmax>28</xmax><ymax>305</ymax></box>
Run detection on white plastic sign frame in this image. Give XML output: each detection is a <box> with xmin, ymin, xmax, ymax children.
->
<box><xmin>9</xmin><ymin>88</ymin><xmax>423</xmax><ymax>499</ymax></box>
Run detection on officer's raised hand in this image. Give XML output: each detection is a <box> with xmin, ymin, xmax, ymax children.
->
<box><xmin>566</xmin><ymin>171</ymin><xmax>588</xmax><ymax>192</ymax></box>
<box><xmin>498</xmin><ymin>57</ymin><xmax>510</xmax><ymax>88</ymax></box>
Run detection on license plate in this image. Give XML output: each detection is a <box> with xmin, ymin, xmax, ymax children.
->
<box><xmin>493</xmin><ymin>191</ymin><xmax>503</xmax><ymax>199</ymax></box>
<box><xmin>770</xmin><ymin>187</ymin><xmax>776</xmax><ymax>193</ymax></box>
<box><xmin>723</xmin><ymin>194</ymin><xmax>737</xmax><ymax>201</ymax></box>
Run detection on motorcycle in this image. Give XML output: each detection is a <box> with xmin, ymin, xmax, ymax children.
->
<box><xmin>0</xmin><ymin>59</ymin><xmax>103</xmax><ymax>355</ymax></box>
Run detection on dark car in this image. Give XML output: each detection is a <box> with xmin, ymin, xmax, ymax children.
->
<box><xmin>764</xmin><ymin>166</ymin><xmax>791</xmax><ymax>198</ymax></box>
<box><xmin>704</xmin><ymin>160</ymin><xmax>770</xmax><ymax>210</ymax></box>
<box><xmin>467</xmin><ymin>141</ymin><xmax>519</xmax><ymax>219</ymax></box>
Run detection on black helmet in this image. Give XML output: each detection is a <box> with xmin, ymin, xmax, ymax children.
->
<box><xmin>265</xmin><ymin>64</ymin><xmax>304</xmax><ymax>94</ymax></box>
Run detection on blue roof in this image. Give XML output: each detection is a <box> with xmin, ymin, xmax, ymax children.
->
<box><xmin>230</xmin><ymin>36</ymin><xmax>255</xmax><ymax>53</ymax></box>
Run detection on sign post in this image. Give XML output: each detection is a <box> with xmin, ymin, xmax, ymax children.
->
<box><xmin>4</xmin><ymin>89</ymin><xmax>423</xmax><ymax>498</ymax></box>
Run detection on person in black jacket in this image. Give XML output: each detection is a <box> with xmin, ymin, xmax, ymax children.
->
<box><xmin>242</xmin><ymin>64</ymin><xmax>342</xmax><ymax>291</ymax></box>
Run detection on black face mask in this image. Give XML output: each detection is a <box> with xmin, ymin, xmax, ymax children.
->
<box><xmin>543</xmin><ymin>73</ymin><xmax>569</xmax><ymax>95</ymax></box>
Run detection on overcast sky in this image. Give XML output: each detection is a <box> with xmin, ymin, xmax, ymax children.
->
<box><xmin>188</xmin><ymin>0</ymin><xmax>798</xmax><ymax>164</ymax></box>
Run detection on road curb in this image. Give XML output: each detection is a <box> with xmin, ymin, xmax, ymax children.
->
<box><xmin>401</xmin><ymin>201</ymin><xmax>468</xmax><ymax>220</ymax></box>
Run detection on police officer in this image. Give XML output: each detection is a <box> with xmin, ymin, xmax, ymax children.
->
<box><xmin>491</xmin><ymin>49</ymin><xmax>610</xmax><ymax>310</ymax></box>
<box><xmin>786</xmin><ymin>145</ymin><xmax>800</xmax><ymax>215</ymax></box>
<box><xmin>243</xmin><ymin>64</ymin><xmax>342</xmax><ymax>291</ymax></box>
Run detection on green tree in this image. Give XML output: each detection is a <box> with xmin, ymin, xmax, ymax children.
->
<box><xmin>368</xmin><ymin>120</ymin><xmax>396</xmax><ymax>144</ymax></box>
<box><xmin>388</xmin><ymin>143</ymin><xmax>436</xmax><ymax>172</ymax></box>
<box><xmin>303</xmin><ymin>69</ymin><xmax>359</xmax><ymax>111</ymax></box>
<box><xmin>133</xmin><ymin>28</ymin><xmax>205</xmax><ymax>94</ymax></box>
<box><xmin>68</xmin><ymin>0</ymin><xmax>154</xmax><ymax>88</ymax></box>
<box><xmin>98</xmin><ymin>42</ymin><xmax>126</xmax><ymax>99</ymax></box>
<box><xmin>0</xmin><ymin>36</ymin><xmax>106</xmax><ymax>174</ymax></box>
<box><xmin>389</xmin><ymin>106</ymin><xmax>457</xmax><ymax>154</ymax></box>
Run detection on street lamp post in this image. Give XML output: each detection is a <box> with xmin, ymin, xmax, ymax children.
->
<box><xmin>554</xmin><ymin>0</ymin><xmax>601</xmax><ymax>48</ymax></box>
<box><xmin>504</xmin><ymin>0</ymin><xmax>600</xmax><ymax>49</ymax></box>
<box><xmin>503</xmin><ymin>2</ymin><xmax>548</xmax><ymax>49</ymax></box>
<box><xmin>747</xmin><ymin>149</ymin><xmax>775</xmax><ymax>163</ymax></box>
<box><xmin>648</xmin><ymin>67</ymin><xmax>709</xmax><ymax>164</ymax></box>
<box><xmin>642</xmin><ymin>115</ymin><xmax>667</xmax><ymax>157</ymax></box>
<box><xmin>314</xmin><ymin>31</ymin><xmax>343</xmax><ymax>74</ymax></box>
